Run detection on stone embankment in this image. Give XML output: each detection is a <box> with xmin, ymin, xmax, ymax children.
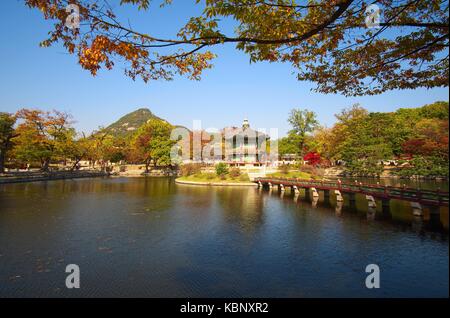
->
<box><xmin>0</xmin><ymin>170</ymin><xmax>109</xmax><ymax>184</ymax></box>
<box><xmin>175</xmin><ymin>179</ymin><xmax>257</xmax><ymax>187</ymax></box>
<box><xmin>114</xmin><ymin>167</ymin><xmax>179</xmax><ymax>177</ymax></box>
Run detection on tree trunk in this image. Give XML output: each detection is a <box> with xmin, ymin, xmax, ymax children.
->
<box><xmin>0</xmin><ymin>149</ymin><xmax>5</xmax><ymax>173</ymax></box>
<box><xmin>41</xmin><ymin>158</ymin><xmax>50</xmax><ymax>172</ymax></box>
<box><xmin>145</xmin><ymin>159</ymin><xmax>150</xmax><ymax>173</ymax></box>
<box><xmin>71</xmin><ymin>158</ymin><xmax>81</xmax><ymax>171</ymax></box>
<box><xmin>0</xmin><ymin>137</ymin><xmax>12</xmax><ymax>174</ymax></box>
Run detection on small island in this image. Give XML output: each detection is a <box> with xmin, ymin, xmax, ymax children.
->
<box><xmin>175</xmin><ymin>162</ymin><xmax>257</xmax><ymax>186</ymax></box>
<box><xmin>175</xmin><ymin>162</ymin><xmax>317</xmax><ymax>186</ymax></box>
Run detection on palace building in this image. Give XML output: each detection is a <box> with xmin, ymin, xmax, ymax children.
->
<box><xmin>221</xmin><ymin>119</ymin><xmax>270</xmax><ymax>166</ymax></box>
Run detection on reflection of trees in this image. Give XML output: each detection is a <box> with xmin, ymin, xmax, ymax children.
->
<box><xmin>215</xmin><ymin>187</ymin><xmax>265</xmax><ymax>234</ymax></box>
<box><xmin>64</xmin><ymin>177</ymin><xmax>177</xmax><ymax>212</ymax></box>
<box><xmin>176</xmin><ymin>184</ymin><xmax>215</xmax><ymax>211</ymax></box>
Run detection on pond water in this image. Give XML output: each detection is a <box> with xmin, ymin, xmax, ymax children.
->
<box><xmin>0</xmin><ymin>177</ymin><xmax>448</xmax><ymax>297</ymax></box>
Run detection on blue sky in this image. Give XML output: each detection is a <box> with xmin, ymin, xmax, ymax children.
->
<box><xmin>0</xmin><ymin>0</ymin><xmax>448</xmax><ymax>137</ymax></box>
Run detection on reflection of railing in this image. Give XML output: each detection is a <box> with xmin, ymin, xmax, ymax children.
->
<box><xmin>254</xmin><ymin>177</ymin><xmax>449</xmax><ymax>207</ymax></box>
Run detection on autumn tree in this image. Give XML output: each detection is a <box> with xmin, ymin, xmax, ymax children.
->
<box><xmin>13</xmin><ymin>109</ymin><xmax>75</xmax><ymax>171</ymax></box>
<box><xmin>308</xmin><ymin>126</ymin><xmax>334</xmax><ymax>164</ymax></box>
<box><xmin>131</xmin><ymin>119</ymin><xmax>175</xmax><ymax>172</ymax></box>
<box><xmin>303</xmin><ymin>151</ymin><xmax>322</xmax><ymax>166</ymax></box>
<box><xmin>64</xmin><ymin>133</ymin><xmax>97</xmax><ymax>170</ymax></box>
<box><xmin>84</xmin><ymin>131</ymin><xmax>125</xmax><ymax>170</ymax></box>
<box><xmin>25</xmin><ymin>0</ymin><xmax>449</xmax><ymax>96</ymax></box>
<box><xmin>305</xmin><ymin>101</ymin><xmax>449</xmax><ymax>176</ymax></box>
<box><xmin>0</xmin><ymin>113</ymin><xmax>17</xmax><ymax>173</ymax></box>
<box><xmin>404</xmin><ymin>118</ymin><xmax>449</xmax><ymax>158</ymax></box>
<box><xmin>399</xmin><ymin>102</ymin><xmax>449</xmax><ymax>176</ymax></box>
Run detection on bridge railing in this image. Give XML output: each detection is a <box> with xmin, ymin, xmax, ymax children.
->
<box><xmin>254</xmin><ymin>177</ymin><xmax>449</xmax><ymax>206</ymax></box>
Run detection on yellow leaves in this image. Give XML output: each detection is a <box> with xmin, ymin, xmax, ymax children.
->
<box><xmin>26</xmin><ymin>0</ymin><xmax>450</xmax><ymax>94</ymax></box>
<box><xmin>77</xmin><ymin>35</ymin><xmax>149</xmax><ymax>75</ymax></box>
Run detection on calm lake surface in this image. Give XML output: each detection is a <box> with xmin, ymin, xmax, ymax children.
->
<box><xmin>0</xmin><ymin>177</ymin><xmax>448</xmax><ymax>297</ymax></box>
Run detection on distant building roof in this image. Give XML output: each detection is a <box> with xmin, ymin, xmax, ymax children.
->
<box><xmin>222</xmin><ymin>119</ymin><xmax>269</xmax><ymax>140</ymax></box>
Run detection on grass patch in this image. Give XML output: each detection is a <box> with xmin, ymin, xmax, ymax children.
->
<box><xmin>267</xmin><ymin>170</ymin><xmax>314</xmax><ymax>179</ymax></box>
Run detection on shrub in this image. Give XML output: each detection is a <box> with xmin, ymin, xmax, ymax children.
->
<box><xmin>229</xmin><ymin>167</ymin><xmax>241</xmax><ymax>178</ymax></box>
<box><xmin>279</xmin><ymin>164</ymin><xmax>290</xmax><ymax>175</ymax></box>
<box><xmin>180</xmin><ymin>163</ymin><xmax>202</xmax><ymax>177</ymax></box>
<box><xmin>303</xmin><ymin>152</ymin><xmax>322</xmax><ymax>166</ymax></box>
<box><xmin>299</xmin><ymin>164</ymin><xmax>325</xmax><ymax>178</ymax></box>
<box><xmin>394</xmin><ymin>156</ymin><xmax>449</xmax><ymax>178</ymax></box>
<box><xmin>215</xmin><ymin>162</ymin><xmax>229</xmax><ymax>177</ymax></box>
<box><xmin>299</xmin><ymin>164</ymin><xmax>315</xmax><ymax>174</ymax></box>
<box><xmin>205</xmin><ymin>172</ymin><xmax>216</xmax><ymax>180</ymax></box>
<box><xmin>119</xmin><ymin>165</ymin><xmax>127</xmax><ymax>172</ymax></box>
<box><xmin>239</xmin><ymin>174</ymin><xmax>250</xmax><ymax>182</ymax></box>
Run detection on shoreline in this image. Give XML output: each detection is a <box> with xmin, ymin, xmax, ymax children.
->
<box><xmin>175</xmin><ymin>178</ymin><xmax>257</xmax><ymax>187</ymax></box>
<box><xmin>1</xmin><ymin>170</ymin><xmax>447</xmax><ymax>185</ymax></box>
<box><xmin>324</xmin><ymin>168</ymin><xmax>448</xmax><ymax>181</ymax></box>
<box><xmin>326</xmin><ymin>174</ymin><xmax>449</xmax><ymax>181</ymax></box>
<box><xmin>0</xmin><ymin>170</ymin><xmax>110</xmax><ymax>184</ymax></box>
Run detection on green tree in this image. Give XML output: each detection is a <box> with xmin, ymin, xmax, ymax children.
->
<box><xmin>340</xmin><ymin>129</ymin><xmax>393</xmax><ymax>177</ymax></box>
<box><xmin>313</xmin><ymin>101</ymin><xmax>449</xmax><ymax>177</ymax></box>
<box><xmin>215</xmin><ymin>162</ymin><xmax>229</xmax><ymax>177</ymax></box>
<box><xmin>132</xmin><ymin>119</ymin><xmax>175</xmax><ymax>172</ymax></box>
<box><xmin>287</xmin><ymin>109</ymin><xmax>318</xmax><ymax>157</ymax></box>
<box><xmin>327</xmin><ymin>104</ymin><xmax>369</xmax><ymax>160</ymax></box>
<box><xmin>277</xmin><ymin>136</ymin><xmax>300</xmax><ymax>157</ymax></box>
<box><xmin>0</xmin><ymin>113</ymin><xmax>17</xmax><ymax>173</ymax></box>
<box><xmin>418</xmin><ymin>101</ymin><xmax>449</xmax><ymax>120</ymax></box>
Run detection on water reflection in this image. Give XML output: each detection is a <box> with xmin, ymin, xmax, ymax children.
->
<box><xmin>311</xmin><ymin>196</ymin><xmax>319</xmax><ymax>208</ymax></box>
<box><xmin>0</xmin><ymin>177</ymin><xmax>448</xmax><ymax>297</ymax></box>
<box><xmin>257</xmin><ymin>181</ymin><xmax>449</xmax><ymax>234</ymax></box>
<box><xmin>335</xmin><ymin>201</ymin><xmax>343</xmax><ymax>216</ymax></box>
<box><xmin>367</xmin><ymin>207</ymin><xmax>377</xmax><ymax>221</ymax></box>
<box><xmin>412</xmin><ymin>216</ymin><xmax>425</xmax><ymax>234</ymax></box>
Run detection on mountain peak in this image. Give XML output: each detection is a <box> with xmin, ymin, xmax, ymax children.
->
<box><xmin>135</xmin><ymin>108</ymin><xmax>153</xmax><ymax>115</ymax></box>
<box><xmin>104</xmin><ymin>107</ymin><xmax>163</xmax><ymax>137</ymax></box>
